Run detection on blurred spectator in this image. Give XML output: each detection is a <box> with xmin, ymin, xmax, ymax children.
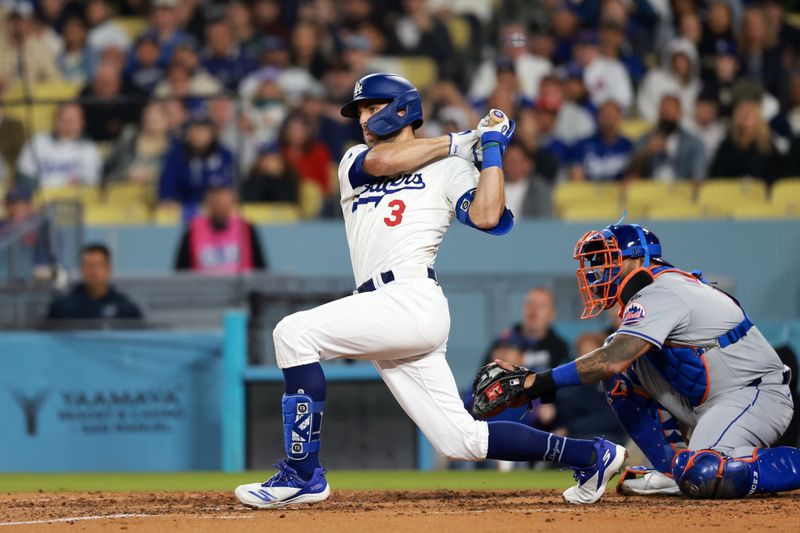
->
<box><xmin>174</xmin><ymin>183</ymin><xmax>267</xmax><ymax>273</ymax></box>
<box><xmin>162</xmin><ymin>96</ymin><xmax>189</xmax><ymax>135</ymax></box>
<box><xmin>175</xmin><ymin>0</ymin><xmax>206</xmax><ymax>44</ymax></box>
<box><xmin>628</xmin><ymin>94</ymin><xmax>707</xmax><ymax>182</ymax></box>
<box><xmin>201</xmin><ymin>17</ymin><xmax>258</xmax><ymax>90</ymax></box>
<box><xmin>787</xmin><ymin>136</ymin><xmax>800</xmax><ymax>178</ymax></box>
<box><xmin>709</xmin><ymin>99</ymin><xmax>782</xmax><ymax>184</ymax></box>
<box><xmin>36</xmin><ymin>0</ymin><xmax>82</xmax><ymax>33</ymax></box>
<box><xmin>289</xmin><ymin>21</ymin><xmax>329</xmax><ymax>80</ymax></box>
<box><xmin>387</xmin><ymin>0</ymin><xmax>455</xmax><ymax>80</ymax></box>
<box><xmin>16</xmin><ymin>103</ymin><xmax>101</xmax><ymax>190</ymax></box>
<box><xmin>763</xmin><ymin>0</ymin><xmax>800</xmax><ymax>72</ymax></box>
<box><xmin>470</xmin><ymin>22</ymin><xmax>552</xmax><ymax>100</ymax></box>
<box><xmin>513</xmin><ymin>108</ymin><xmax>559</xmax><ymax>183</ymax></box>
<box><xmin>153</xmin><ymin>56</ymin><xmax>223</xmax><ymax>111</ymax></box>
<box><xmin>598</xmin><ymin>17</ymin><xmax>646</xmax><ymax>85</ymax></box>
<box><xmin>300</xmin><ymin>83</ymin><xmax>350</xmax><ymax>160</ymax></box>
<box><xmin>138</xmin><ymin>0</ymin><xmax>196</xmax><ymax>68</ymax></box>
<box><xmin>638</xmin><ymin>38</ymin><xmax>700</xmax><ymax>123</ymax></box>
<box><xmin>536</xmin><ymin>75</ymin><xmax>595</xmax><ymax>147</ymax></box>
<box><xmin>739</xmin><ymin>5</ymin><xmax>784</xmax><ymax>99</ymax></box>
<box><xmin>677</xmin><ymin>11</ymin><xmax>703</xmax><ymax>49</ymax></box>
<box><xmin>553</xmin><ymin>332</ymin><xmax>625</xmax><ymax>442</ymax></box>
<box><xmin>0</xmin><ymin>100</ymin><xmax>26</xmax><ymax>175</ymax></box>
<box><xmin>225</xmin><ymin>1</ymin><xmax>262</xmax><ymax>60</ymax></box>
<box><xmin>699</xmin><ymin>0</ymin><xmax>736</xmax><ymax>71</ymax></box>
<box><xmin>489</xmin><ymin>287</ymin><xmax>569</xmax><ymax>372</ymax></box>
<box><xmin>79</xmin><ymin>61</ymin><xmax>141</xmax><ymax>141</ymax></box>
<box><xmin>0</xmin><ymin>186</ymin><xmax>53</xmax><ymax>277</ymax></box>
<box><xmin>240</xmin><ymin>142</ymin><xmax>299</xmax><ymax>205</ymax></box>
<box><xmin>104</xmin><ymin>102</ymin><xmax>170</xmax><ymax>186</ymax></box>
<box><xmin>471</xmin><ymin>59</ymin><xmax>532</xmax><ymax>117</ymax></box>
<box><xmin>125</xmin><ymin>35</ymin><xmax>164</xmax><ymax>94</ymax></box>
<box><xmin>334</xmin><ymin>0</ymin><xmax>387</xmax><ymax>55</ymax></box>
<box><xmin>700</xmin><ymin>39</ymin><xmax>741</xmax><ymax>118</ymax></box>
<box><xmin>502</xmin><ymin>144</ymin><xmax>553</xmax><ymax>218</ymax></box>
<box><xmin>85</xmin><ymin>0</ymin><xmax>131</xmax><ymax>54</ymax></box>
<box><xmin>46</xmin><ymin>243</ymin><xmax>143</xmax><ymax>320</ymax></box>
<box><xmin>57</xmin><ymin>16</ymin><xmax>91</xmax><ymax>82</ymax></box>
<box><xmin>567</xmin><ymin>99</ymin><xmax>633</xmax><ymax>182</ymax></box>
<box><xmin>253</xmin><ymin>0</ymin><xmax>291</xmax><ymax>45</ymax></box>
<box><xmin>158</xmin><ymin>116</ymin><xmax>236</xmax><ymax>215</ymax></box>
<box><xmin>242</xmin><ymin>68</ymin><xmax>287</xmax><ymax>147</ymax></box>
<box><xmin>573</xmin><ymin>29</ymin><xmax>633</xmax><ymax>110</ymax></box>
<box><xmin>208</xmin><ymin>93</ymin><xmax>257</xmax><ymax>172</ymax></box>
<box><xmin>280</xmin><ymin>111</ymin><xmax>335</xmax><ymax>197</ymax></box>
<box><xmin>686</xmin><ymin>89</ymin><xmax>726</xmax><ymax>161</ymax></box>
<box><xmin>787</xmin><ymin>70</ymin><xmax>800</xmax><ymax>138</ymax></box>
<box><xmin>341</xmin><ymin>33</ymin><xmax>374</xmax><ymax>77</ymax></box>
<box><xmin>551</xmin><ymin>1</ymin><xmax>581</xmax><ymax>65</ymax></box>
<box><xmin>0</xmin><ymin>3</ymin><xmax>63</xmax><ymax>88</ymax></box>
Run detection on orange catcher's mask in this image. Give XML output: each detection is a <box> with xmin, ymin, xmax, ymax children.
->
<box><xmin>573</xmin><ymin>222</ymin><xmax>663</xmax><ymax>319</ymax></box>
<box><xmin>573</xmin><ymin>230</ymin><xmax>623</xmax><ymax>319</ymax></box>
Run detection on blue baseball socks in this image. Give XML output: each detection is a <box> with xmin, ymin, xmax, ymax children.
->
<box><xmin>487</xmin><ymin>421</ymin><xmax>596</xmax><ymax>466</ymax></box>
<box><xmin>282</xmin><ymin>363</ymin><xmax>326</xmax><ymax>480</ymax></box>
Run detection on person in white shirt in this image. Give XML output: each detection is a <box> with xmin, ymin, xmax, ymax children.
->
<box><xmin>637</xmin><ymin>37</ymin><xmax>701</xmax><ymax>123</ymax></box>
<box><xmin>573</xmin><ymin>30</ymin><xmax>633</xmax><ymax>111</ymax></box>
<box><xmin>16</xmin><ymin>104</ymin><xmax>101</xmax><ymax>189</ymax></box>
<box><xmin>469</xmin><ymin>22</ymin><xmax>553</xmax><ymax>101</ymax></box>
<box><xmin>85</xmin><ymin>0</ymin><xmax>131</xmax><ymax>53</ymax></box>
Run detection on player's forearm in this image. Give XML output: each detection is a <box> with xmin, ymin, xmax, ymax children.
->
<box><xmin>363</xmin><ymin>136</ymin><xmax>451</xmax><ymax>176</ymax></box>
<box><xmin>574</xmin><ymin>334</ymin><xmax>652</xmax><ymax>383</ymax></box>
<box><xmin>468</xmin><ymin>166</ymin><xmax>505</xmax><ymax>228</ymax></box>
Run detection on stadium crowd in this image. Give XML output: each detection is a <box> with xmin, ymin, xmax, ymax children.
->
<box><xmin>0</xmin><ymin>0</ymin><xmax>798</xmax><ymax>222</ymax></box>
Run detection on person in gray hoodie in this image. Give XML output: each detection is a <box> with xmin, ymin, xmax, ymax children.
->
<box><xmin>637</xmin><ymin>38</ymin><xmax>701</xmax><ymax>124</ymax></box>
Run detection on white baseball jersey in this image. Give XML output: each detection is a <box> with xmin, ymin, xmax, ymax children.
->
<box><xmin>338</xmin><ymin>144</ymin><xmax>480</xmax><ymax>286</ymax></box>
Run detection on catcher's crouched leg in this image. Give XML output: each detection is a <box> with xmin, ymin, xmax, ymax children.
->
<box><xmin>672</xmin><ymin>447</ymin><xmax>800</xmax><ymax>498</ymax></box>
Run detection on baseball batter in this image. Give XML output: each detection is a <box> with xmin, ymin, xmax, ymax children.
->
<box><xmin>479</xmin><ymin>220</ymin><xmax>800</xmax><ymax>498</ymax></box>
<box><xmin>235</xmin><ymin>73</ymin><xmax>627</xmax><ymax>509</ymax></box>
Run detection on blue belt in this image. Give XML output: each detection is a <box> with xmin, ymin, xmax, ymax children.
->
<box><xmin>357</xmin><ymin>267</ymin><xmax>437</xmax><ymax>293</ymax></box>
<box><xmin>717</xmin><ymin>316</ymin><xmax>753</xmax><ymax>348</ymax></box>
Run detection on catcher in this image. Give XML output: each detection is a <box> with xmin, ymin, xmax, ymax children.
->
<box><xmin>474</xmin><ymin>220</ymin><xmax>800</xmax><ymax>498</ymax></box>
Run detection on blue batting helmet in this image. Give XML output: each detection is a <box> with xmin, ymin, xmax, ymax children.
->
<box><xmin>574</xmin><ymin>219</ymin><xmax>662</xmax><ymax>318</ymax></box>
<box><xmin>340</xmin><ymin>73</ymin><xmax>424</xmax><ymax>137</ymax></box>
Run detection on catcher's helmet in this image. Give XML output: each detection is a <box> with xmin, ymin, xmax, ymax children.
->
<box><xmin>573</xmin><ymin>222</ymin><xmax>662</xmax><ymax>318</ymax></box>
<box><xmin>340</xmin><ymin>73</ymin><xmax>423</xmax><ymax>136</ymax></box>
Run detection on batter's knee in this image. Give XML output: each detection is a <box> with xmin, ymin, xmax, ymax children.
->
<box><xmin>273</xmin><ymin>313</ymin><xmax>320</xmax><ymax>369</ymax></box>
<box><xmin>427</xmin><ymin>419</ymin><xmax>488</xmax><ymax>462</ymax></box>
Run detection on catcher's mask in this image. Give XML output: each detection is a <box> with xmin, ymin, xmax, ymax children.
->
<box><xmin>573</xmin><ymin>221</ymin><xmax>662</xmax><ymax>319</ymax></box>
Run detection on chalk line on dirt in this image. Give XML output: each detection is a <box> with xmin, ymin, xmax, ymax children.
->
<box><xmin>0</xmin><ymin>513</ymin><xmax>150</xmax><ymax>527</ymax></box>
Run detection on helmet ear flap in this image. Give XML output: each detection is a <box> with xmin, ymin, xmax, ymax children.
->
<box><xmin>617</xmin><ymin>267</ymin><xmax>655</xmax><ymax>307</ymax></box>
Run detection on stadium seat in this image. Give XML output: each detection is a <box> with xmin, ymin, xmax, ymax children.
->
<box><xmin>561</xmin><ymin>203</ymin><xmax>623</xmax><ymax>222</ymax></box>
<box><xmin>646</xmin><ymin>202</ymin><xmax>705</xmax><ymax>220</ymax></box>
<box><xmin>624</xmin><ymin>181</ymin><xmax>694</xmax><ymax>211</ymax></box>
<box><xmin>240</xmin><ymin>203</ymin><xmax>301</xmax><ymax>224</ymax></box>
<box><xmin>2</xmin><ymin>81</ymin><xmax>83</xmax><ymax>133</ymax></box>
<box><xmin>620</xmin><ymin>119</ymin><xmax>654</xmax><ymax>141</ymax></box>
<box><xmin>36</xmin><ymin>186</ymin><xmax>100</xmax><ymax>205</ymax></box>
<box><xmin>730</xmin><ymin>203</ymin><xmax>791</xmax><ymax>220</ymax></box>
<box><xmin>697</xmin><ymin>178</ymin><xmax>768</xmax><ymax>215</ymax></box>
<box><xmin>446</xmin><ymin>17</ymin><xmax>471</xmax><ymax>52</ymax></box>
<box><xmin>395</xmin><ymin>57</ymin><xmax>438</xmax><ymax>92</ymax></box>
<box><xmin>114</xmin><ymin>17</ymin><xmax>148</xmax><ymax>40</ymax></box>
<box><xmin>104</xmin><ymin>182</ymin><xmax>154</xmax><ymax>207</ymax></box>
<box><xmin>553</xmin><ymin>181</ymin><xmax>621</xmax><ymax>215</ymax></box>
<box><xmin>154</xmin><ymin>206</ymin><xmax>181</xmax><ymax>226</ymax></box>
<box><xmin>771</xmin><ymin>178</ymin><xmax>800</xmax><ymax>214</ymax></box>
<box><xmin>299</xmin><ymin>181</ymin><xmax>323</xmax><ymax>219</ymax></box>
<box><xmin>83</xmin><ymin>203</ymin><xmax>149</xmax><ymax>225</ymax></box>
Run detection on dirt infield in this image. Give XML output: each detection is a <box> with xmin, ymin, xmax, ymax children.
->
<box><xmin>1</xmin><ymin>490</ymin><xmax>798</xmax><ymax>532</ymax></box>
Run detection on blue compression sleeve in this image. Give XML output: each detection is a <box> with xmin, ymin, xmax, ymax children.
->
<box><xmin>552</xmin><ymin>361</ymin><xmax>581</xmax><ymax>387</ymax></box>
<box><xmin>481</xmin><ymin>144</ymin><xmax>502</xmax><ymax>170</ymax></box>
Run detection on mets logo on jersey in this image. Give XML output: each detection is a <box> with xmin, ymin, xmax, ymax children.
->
<box><xmin>352</xmin><ymin>173</ymin><xmax>426</xmax><ymax>211</ymax></box>
<box><xmin>621</xmin><ymin>302</ymin><xmax>647</xmax><ymax>326</ymax></box>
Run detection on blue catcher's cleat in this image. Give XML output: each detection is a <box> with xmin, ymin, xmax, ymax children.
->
<box><xmin>563</xmin><ymin>438</ymin><xmax>628</xmax><ymax>504</ymax></box>
<box><xmin>234</xmin><ymin>459</ymin><xmax>330</xmax><ymax>509</ymax></box>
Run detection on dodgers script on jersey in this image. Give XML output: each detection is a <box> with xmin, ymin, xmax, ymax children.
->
<box><xmin>338</xmin><ymin>144</ymin><xmax>480</xmax><ymax>285</ymax></box>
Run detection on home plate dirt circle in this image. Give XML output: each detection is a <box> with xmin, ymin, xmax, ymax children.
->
<box><xmin>1</xmin><ymin>490</ymin><xmax>798</xmax><ymax>532</ymax></box>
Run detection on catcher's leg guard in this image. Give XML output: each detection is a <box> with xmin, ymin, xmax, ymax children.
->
<box><xmin>672</xmin><ymin>447</ymin><xmax>800</xmax><ymax>499</ymax></box>
<box><xmin>604</xmin><ymin>368</ymin><xmax>687</xmax><ymax>474</ymax></box>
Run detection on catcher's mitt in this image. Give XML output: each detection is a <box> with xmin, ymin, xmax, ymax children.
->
<box><xmin>471</xmin><ymin>362</ymin><xmax>531</xmax><ymax>419</ymax></box>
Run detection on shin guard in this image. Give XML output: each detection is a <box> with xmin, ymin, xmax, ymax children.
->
<box><xmin>282</xmin><ymin>393</ymin><xmax>324</xmax><ymax>460</ymax></box>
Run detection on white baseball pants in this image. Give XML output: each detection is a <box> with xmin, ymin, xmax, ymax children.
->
<box><xmin>273</xmin><ymin>276</ymin><xmax>489</xmax><ymax>461</ymax></box>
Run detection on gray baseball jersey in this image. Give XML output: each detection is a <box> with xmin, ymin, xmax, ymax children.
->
<box><xmin>615</xmin><ymin>270</ymin><xmax>785</xmax><ymax>402</ymax></box>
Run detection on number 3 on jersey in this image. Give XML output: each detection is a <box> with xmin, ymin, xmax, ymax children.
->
<box><xmin>384</xmin><ymin>199</ymin><xmax>406</xmax><ymax>227</ymax></box>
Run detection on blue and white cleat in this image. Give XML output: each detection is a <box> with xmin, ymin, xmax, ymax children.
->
<box><xmin>234</xmin><ymin>460</ymin><xmax>330</xmax><ymax>509</ymax></box>
<box><xmin>562</xmin><ymin>438</ymin><xmax>627</xmax><ymax>505</ymax></box>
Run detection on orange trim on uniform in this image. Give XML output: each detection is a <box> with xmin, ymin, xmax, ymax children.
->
<box><xmin>699</xmin><ymin>354</ymin><xmax>711</xmax><ymax>405</ymax></box>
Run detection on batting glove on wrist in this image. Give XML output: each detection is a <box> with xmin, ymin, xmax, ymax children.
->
<box><xmin>448</xmin><ymin>129</ymin><xmax>481</xmax><ymax>161</ymax></box>
<box><xmin>473</xmin><ymin>109</ymin><xmax>516</xmax><ymax>161</ymax></box>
